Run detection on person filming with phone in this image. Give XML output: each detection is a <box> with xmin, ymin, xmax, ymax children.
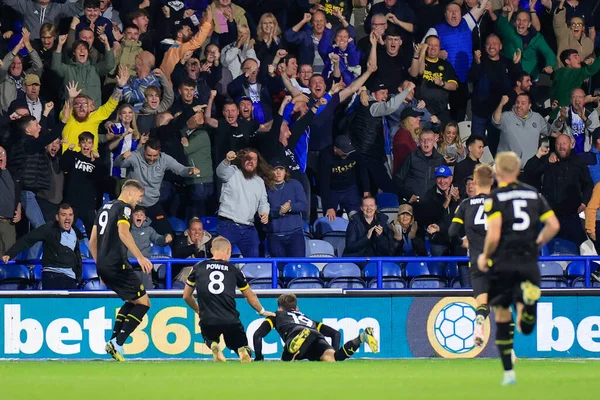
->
<box><xmin>414</xmin><ymin>165</ymin><xmax>462</xmax><ymax>256</ymax></box>
<box><xmin>524</xmin><ymin>131</ymin><xmax>593</xmax><ymax>247</ymax></box>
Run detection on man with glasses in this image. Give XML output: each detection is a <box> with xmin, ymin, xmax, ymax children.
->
<box><xmin>394</xmin><ymin>130</ymin><xmax>445</xmax><ymax>203</ymax></box>
<box><xmin>551</xmin><ymin>88</ymin><xmax>600</xmax><ymax>154</ymax></box>
<box><xmin>553</xmin><ymin>2</ymin><xmax>594</xmax><ymax>68</ymax></box>
<box><xmin>61</xmin><ymin>65</ymin><xmax>129</xmax><ymax>152</ymax></box>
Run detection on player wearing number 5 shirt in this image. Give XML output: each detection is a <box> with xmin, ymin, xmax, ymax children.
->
<box><xmin>183</xmin><ymin>236</ymin><xmax>274</xmax><ymax>363</ymax></box>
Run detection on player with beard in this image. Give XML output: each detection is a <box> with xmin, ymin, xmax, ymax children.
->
<box><xmin>60</xmin><ymin>65</ymin><xmax>130</xmax><ymax>152</ymax></box>
<box><xmin>205</xmin><ymin>91</ymin><xmax>273</xmax><ymax>162</ymax></box>
<box><xmin>216</xmin><ymin>148</ymin><xmax>271</xmax><ymax>257</ymax></box>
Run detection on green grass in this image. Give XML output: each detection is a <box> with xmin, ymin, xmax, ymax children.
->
<box><xmin>0</xmin><ymin>359</ymin><xmax>598</xmax><ymax>399</ymax></box>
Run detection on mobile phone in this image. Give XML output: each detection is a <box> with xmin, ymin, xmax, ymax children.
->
<box><xmin>540</xmin><ymin>139</ymin><xmax>550</xmax><ymax>149</ymax></box>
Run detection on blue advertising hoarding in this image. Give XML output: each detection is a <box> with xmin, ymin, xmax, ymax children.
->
<box><xmin>1</xmin><ymin>294</ymin><xmax>599</xmax><ymax>359</ymax></box>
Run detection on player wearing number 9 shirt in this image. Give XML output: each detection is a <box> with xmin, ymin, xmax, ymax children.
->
<box><xmin>477</xmin><ymin>152</ymin><xmax>560</xmax><ymax>386</ymax></box>
<box><xmin>253</xmin><ymin>293</ymin><xmax>379</xmax><ymax>362</ymax></box>
<box><xmin>183</xmin><ymin>236</ymin><xmax>274</xmax><ymax>363</ymax></box>
<box><xmin>89</xmin><ymin>179</ymin><xmax>154</xmax><ymax>362</ymax></box>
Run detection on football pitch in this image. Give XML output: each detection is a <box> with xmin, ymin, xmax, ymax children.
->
<box><xmin>1</xmin><ymin>359</ymin><xmax>598</xmax><ymax>399</ymax></box>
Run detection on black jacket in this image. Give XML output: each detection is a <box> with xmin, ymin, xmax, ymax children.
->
<box><xmin>523</xmin><ymin>152</ymin><xmax>594</xmax><ymax>216</ymax></box>
<box><xmin>343</xmin><ymin>212</ymin><xmax>394</xmax><ymax>257</ymax></box>
<box><xmin>5</xmin><ymin>221</ymin><xmax>84</xmax><ymax>281</ymax></box>
<box><xmin>394</xmin><ymin>148</ymin><xmax>445</xmax><ymax>201</ymax></box>
<box><xmin>349</xmin><ymin>100</ymin><xmax>385</xmax><ymax>160</ymax></box>
<box><xmin>415</xmin><ymin>185</ymin><xmax>460</xmax><ymax>246</ymax></box>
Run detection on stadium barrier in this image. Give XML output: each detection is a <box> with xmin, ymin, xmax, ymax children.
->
<box><xmin>1</xmin><ymin>289</ymin><xmax>600</xmax><ymax>360</ymax></box>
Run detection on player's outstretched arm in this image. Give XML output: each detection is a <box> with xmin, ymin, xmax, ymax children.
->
<box><xmin>183</xmin><ymin>284</ymin><xmax>200</xmax><ymax>314</ymax></box>
<box><xmin>252</xmin><ymin>318</ymin><xmax>274</xmax><ymax>361</ymax></box>
<box><xmin>118</xmin><ymin>223</ymin><xmax>153</xmax><ymax>273</ymax></box>
<box><xmin>241</xmin><ymin>287</ymin><xmax>274</xmax><ymax>317</ymax></box>
<box><xmin>89</xmin><ymin>225</ymin><xmax>98</xmax><ymax>262</ymax></box>
<box><xmin>317</xmin><ymin>324</ymin><xmax>341</xmax><ymax>350</ymax></box>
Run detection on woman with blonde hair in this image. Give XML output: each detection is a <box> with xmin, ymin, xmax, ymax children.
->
<box><xmin>390</xmin><ymin>203</ymin><xmax>426</xmax><ymax>256</ymax></box>
<box><xmin>392</xmin><ymin>108</ymin><xmax>423</xmax><ymax>174</ymax></box>
<box><xmin>104</xmin><ymin>104</ymin><xmax>145</xmax><ymax>181</ymax></box>
<box><xmin>437</xmin><ymin>121</ymin><xmax>465</xmax><ymax>166</ymax></box>
<box><xmin>255</xmin><ymin>13</ymin><xmax>283</xmax><ymax>69</ymax></box>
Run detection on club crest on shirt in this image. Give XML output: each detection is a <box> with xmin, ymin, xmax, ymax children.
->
<box><xmin>438</xmin><ymin>66</ymin><xmax>444</xmax><ymax>71</ymax></box>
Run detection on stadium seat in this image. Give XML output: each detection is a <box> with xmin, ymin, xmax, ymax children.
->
<box><xmin>82</xmin><ymin>279</ymin><xmax>107</xmax><ymax>290</ymax></box>
<box><xmin>566</xmin><ymin>261</ymin><xmax>586</xmax><ymax>278</ymax></box>
<box><xmin>458</xmin><ymin>121</ymin><xmax>472</xmax><ymax>142</ymax></box>
<box><xmin>405</xmin><ymin>262</ymin><xmax>431</xmax><ymax>277</ymax></box>
<box><xmin>538</xmin><ymin>262</ymin><xmax>564</xmax><ymax>276</ymax></box>
<box><xmin>376</xmin><ymin>192</ymin><xmax>399</xmax><ymax>211</ymax></box>
<box><xmin>540</xmin><ymin>278</ymin><xmax>568</xmax><ymax>288</ymax></box>
<box><xmin>571</xmin><ymin>277</ymin><xmax>600</xmax><ymax>288</ymax></box>
<box><xmin>322</xmin><ymin>263</ymin><xmax>361</xmax><ymax>279</ymax></box>
<box><xmin>409</xmin><ymin>277</ymin><xmax>447</xmax><ymax>288</ymax></box>
<box><xmin>427</xmin><ymin>262</ymin><xmax>444</xmax><ymax>277</ymax></box>
<box><xmin>150</xmin><ymin>244</ymin><xmax>172</xmax><ymax>258</ymax></box>
<box><xmin>547</xmin><ymin>238</ymin><xmax>579</xmax><ymax>255</ymax></box>
<box><xmin>231</xmin><ymin>245</ymin><xmax>243</xmax><ymax>258</ymax></box>
<box><xmin>368</xmin><ymin>278</ymin><xmax>406</xmax><ymax>289</ymax></box>
<box><xmin>172</xmin><ymin>281</ymin><xmax>186</xmax><ymax>290</ymax></box>
<box><xmin>75</xmin><ymin>219</ymin><xmax>87</xmax><ymax>236</ymax></box>
<box><xmin>81</xmin><ymin>263</ymin><xmax>99</xmax><ymax>281</ymax></box>
<box><xmin>200</xmin><ymin>216</ymin><xmax>218</xmax><ymax>234</ymax></box>
<box><xmin>328</xmin><ymin>277</ymin><xmax>366</xmax><ymax>289</ymax></box>
<box><xmin>242</xmin><ymin>263</ymin><xmax>274</xmax><ymax>280</ymax></box>
<box><xmin>479</xmin><ymin>146</ymin><xmax>494</xmax><ymax>165</ymax></box>
<box><xmin>0</xmin><ymin>264</ymin><xmax>31</xmax><ymax>290</ymax></box>
<box><xmin>249</xmin><ymin>280</ymin><xmax>282</xmax><ymax>289</ymax></box>
<box><xmin>169</xmin><ymin>217</ymin><xmax>187</xmax><ymax>234</ymax></box>
<box><xmin>302</xmin><ymin>221</ymin><xmax>312</xmax><ymax>238</ymax></box>
<box><xmin>282</xmin><ymin>263</ymin><xmax>320</xmax><ymax>281</ymax></box>
<box><xmin>313</xmin><ymin>216</ymin><xmax>349</xmax><ymax>237</ymax></box>
<box><xmin>287</xmin><ymin>278</ymin><xmax>324</xmax><ymax>289</ymax></box>
<box><xmin>305</xmin><ymin>239</ymin><xmax>335</xmax><ymax>257</ymax></box>
<box><xmin>444</xmin><ymin>262</ymin><xmax>460</xmax><ymax>287</ymax></box>
<box><xmin>363</xmin><ymin>262</ymin><xmax>402</xmax><ymax>279</ymax></box>
<box><xmin>79</xmin><ymin>241</ymin><xmax>91</xmax><ymax>258</ymax></box>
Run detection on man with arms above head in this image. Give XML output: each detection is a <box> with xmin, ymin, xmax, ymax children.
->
<box><xmin>253</xmin><ymin>293</ymin><xmax>378</xmax><ymax>362</ymax></box>
<box><xmin>89</xmin><ymin>179</ymin><xmax>153</xmax><ymax>362</ymax></box>
<box><xmin>477</xmin><ymin>152</ymin><xmax>560</xmax><ymax>385</ymax></box>
<box><xmin>183</xmin><ymin>236</ymin><xmax>274</xmax><ymax>363</ymax></box>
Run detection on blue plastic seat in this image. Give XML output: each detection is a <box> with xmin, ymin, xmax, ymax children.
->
<box><xmin>82</xmin><ymin>279</ymin><xmax>107</xmax><ymax>290</ymax></box>
<box><xmin>282</xmin><ymin>263</ymin><xmax>320</xmax><ymax>281</ymax></box>
<box><xmin>547</xmin><ymin>238</ymin><xmax>579</xmax><ymax>255</ymax></box>
<box><xmin>409</xmin><ymin>277</ymin><xmax>447</xmax><ymax>288</ymax></box>
<box><xmin>172</xmin><ymin>281</ymin><xmax>186</xmax><ymax>290</ymax></box>
<box><xmin>322</xmin><ymin>263</ymin><xmax>361</xmax><ymax>279</ymax></box>
<box><xmin>150</xmin><ymin>244</ymin><xmax>172</xmax><ymax>258</ymax></box>
<box><xmin>249</xmin><ymin>280</ymin><xmax>282</xmax><ymax>289</ymax></box>
<box><xmin>305</xmin><ymin>239</ymin><xmax>335</xmax><ymax>257</ymax></box>
<box><xmin>288</xmin><ymin>278</ymin><xmax>324</xmax><ymax>289</ymax></box>
<box><xmin>81</xmin><ymin>263</ymin><xmax>99</xmax><ymax>281</ymax></box>
<box><xmin>566</xmin><ymin>261</ymin><xmax>586</xmax><ymax>277</ymax></box>
<box><xmin>169</xmin><ymin>217</ymin><xmax>188</xmax><ymax>234</ymax></box>
<box><xmin>540</xmin><ymin>278</ymin><xmax>569</xmax><ymax>288</ymax></box>
<box><xmin>322</xmin><ymin>235</ymin><xmax>346</xmax><ymax>257</ymax></box>
<box><xmin>376</xmin><ymin>192</ymin><xmax>399</xmax><ymax>211</ymax></box>
<box><xmin>79</xmin><ymin>241</ymin><xmax>91</xmax><ymax>258</ymax></box>
<box><xmin>444</xmin><ymin>262</ymin><xmax>459</xmax><ymax>278</ymax></box>
<box><xmin>538</xmin><ymin>261</ymin><xmax>564</xmax><ymax>276</ymax></box>
<box><xmin>571</xmin><ymin>277</ymin><xmax>600</xmax><ymax>288</ymax></box>
<box><xmin>328</xmin><ymin>277</ymin><xmax>366</xmax><ymax>289</ymax></box>
<box><xmin>313</xmin><ymin>216</ymin><xmax>349</xmax><ymax>237</ymax></box>
<box><xmin>75</xmin><ymin>219</ymin><xmax>87</xmax><ymax>236</ymax></box>
<box><xmin>0</xmin><ymin>265</ymin><xmax>31</xmax><ymax>290</ymax></box>
<box><xmin>363</xmin><ymin>262</ymin><xmax>402</xmax><ymax>279</ymax></box>
<box><xmin>368</xmin><ymin>278</ymin><xmax>406</xmax><ymax>289</ymax></box>
<box><xmin>405</xmin><ymin>262</ymin><xmax>431</xmax><ymax>277</ymax></box>
<box><xmin>231</xmin><ymin>245</ymin><xmax>243</xmax><ymax>257</ymax></box>
<box><xmin>200</xmin><ymin>216</ymin><xmax>219</xmax><ymax>233</ymax></box>
<box><xmin>242</xmin><ymin>263</ymin><xmax>273</xmax><ymax>280</ymax></box>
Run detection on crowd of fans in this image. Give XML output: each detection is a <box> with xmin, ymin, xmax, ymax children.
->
<box><xmin>1</xmin><ymin>0</ymin><xmax>600</xmax><ymax>288</ymax></box>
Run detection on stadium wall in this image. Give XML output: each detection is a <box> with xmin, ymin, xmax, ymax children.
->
<box><xmin>1</xmin><ymin>290</ymin><xmax>599</xmax><ymax>360</ymax></box>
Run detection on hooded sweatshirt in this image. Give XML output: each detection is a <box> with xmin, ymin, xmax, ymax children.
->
<box><xmin>129</xmin><ymin>217</ymin><xmax>168</xmax><ymax>258</ymax></box>
<box><xmin>3</xmin><ymin>0</ymin><xmax>83</xmax><ymax>40</ymax></box>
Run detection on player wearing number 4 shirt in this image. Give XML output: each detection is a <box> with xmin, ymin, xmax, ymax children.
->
<box><xmin>89</xmin><ymin>179</ymin><xmax>154</xmax><ymax>362</ymax></box>
<box><xmin>183</xmin><ymin>236</ymin><xmax>274</xmax><ymax>363</ymax></box>
<box><xmin>477</xmin><ymin>152</ymin><xmax>560</xmax><ymax>386</ymax></box>
<box><xmin>253</xmin><ymin>293</ymin><xmax>379</xmax><ymax>362</ymax></box>
<box><xmin>449</xmin><ymin>164</ymin><xmax>494</xmax><ymax>348</ymax></box>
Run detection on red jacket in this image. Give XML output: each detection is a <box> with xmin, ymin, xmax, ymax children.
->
<box><xmin>393</xmin><ymin>128</ymin><xmax>417</xmax><ymax>174</ymax></box>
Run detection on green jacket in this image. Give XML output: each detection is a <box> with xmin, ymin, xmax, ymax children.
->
<box><xmin>183</xmin><ymin>128</ymin><xmax>213</xmax><ymax>185</ymax></box>
<box><xmin>495</xmin><ymin>15</ymin><xmax>556</xmax><ymax>80</ymax></box>
<box><xmin>550</xmin><ymin>58</ymin><xmax>600</xmax><ymax>107</ymax></box>
<box><xmin>51</xmin><ymin>50</ymin><xmax>115</xmax><ymax>107</ymax></box>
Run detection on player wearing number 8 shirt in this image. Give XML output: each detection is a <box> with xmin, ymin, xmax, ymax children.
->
<box><xmin>477</xmin><ymin>152</ymin><xmax>560</xmax><ymax>386</ymax></box>
<box><xmin>89</xmin><ymin>179</ymin><xmax>154</xmax><ymax>362</ymax></box>
<box><xmin>253</xmin><ymin>294</ymin><xmax>379</xmax><ymax>362</ymax></box>
<box><xmin>449</xmin><ymin>164</ymin><xmax>494</xmax><ymax>348</ymax></box>
<box><xmin>183</xmin><ymin>236</ymin><xmax>274</xmax><ymax>363</ymax></box>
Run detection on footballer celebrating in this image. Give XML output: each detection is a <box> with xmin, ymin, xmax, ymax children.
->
<box><xmin>449</xmin><ymin>165</ymin><xmax>494</xmax><ymax>347</ymax></box>
<box><xmin>477</xmin><ymin>152</ymin><xmax>560</xmax><ymax>385</ymax></box>
<box><xmin>183</xmin><ymin>236</ymin><xmax>274</xmax><ymax>362</ymax></box>
<box><xmin>89</xmin><ymin>179</ymin><xmax>153</xmax><ymax>362</ymax></box>
<box><xmin>253</xmin><ymin>293</ymin><xmax>378</xmax><ymax>362</ymax></box>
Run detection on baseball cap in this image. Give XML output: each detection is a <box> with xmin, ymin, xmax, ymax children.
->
<box><xmin>237</xmin><ymin>95</ymin><xmax>252</xmax><ymax>104</ymax></box>
<box><xmin>367</xmin><ymin>80</ymin><xmax>387</xmax><ymax>93</ymax></box>
<box><xmin>398</xmin><ymin>203</ymin><xmax>413</xmax><ymax>216</ymax></box>
<box><xmin>400</xmin><ymin>107</ymin><xmax>424</xmax><ymax>120</ymax></box>
<box><xmin>270</xmin><ymin>157</ymin><xmax>288</xmax><ymax>169</ymax></box>
<box><xmin>435</xmin><ymin>165</ymin><xmax>452</xmax><ymax>178</ymax></box>
<box><xmin>334</xmin><ymin>135</ymin><xmax>355</xmax><ymax>154</ymax></box>
<box><xmin>464</xmin><ymin>175</ymin><xmax>474</xmax><ymax>184</ymax></box>
<box><xmin>23</xmin><ymin>74</ymin><xmax>40</xmax><ymax>86</ymax></box>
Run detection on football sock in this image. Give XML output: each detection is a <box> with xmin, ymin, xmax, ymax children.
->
<box><xmin>111</xmin><ymin>302</ymin><xmax>135</xmax><ymax>340</ymax></box>
<box><xmin>334</xmin><ymin>337</ymin><xmax>362</xmax><ymax>361</ymax></box>
<box><xmin>495</xmin><ymin>321</ymin><xmax>514</xmax><ymax>371</ymax></box>
<box><xmin>476</xmin><ymin>304</ymin><xmax>490</xmax><ymax>320</ymax></box>
<box><xmin>520</xmin><ymin>303</ymin><xmax>537</xmax><ymax>335</ymax></box>
<box><xmin>116</xmin><ymin>304</ymin><xmax>150</xmax><ymax>346</ymax></box>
